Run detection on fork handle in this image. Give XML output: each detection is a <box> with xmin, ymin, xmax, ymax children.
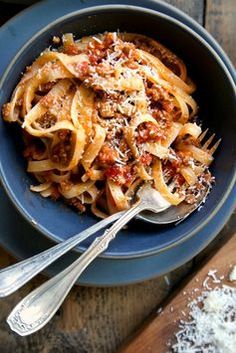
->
<box><xmin>7</xmin><ymin>202</ymin><xmax>146</xmax><ymax>336</ymax></box>
<box><xmin>0</xmin><ymin>211</ymin><xmax>124</xmax><ymax>297</ymax></box>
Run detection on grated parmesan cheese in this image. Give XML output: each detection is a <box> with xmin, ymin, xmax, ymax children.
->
<box><xmin>229</xmin><ymin>266</ymin><xmax>236</xmax><ymax>282</ymax></box>
<box><xmin>92</xmin><ymin>36</ymin><xmax>102</xmax><ymax>44</ymax></box>
<box><xmin>207</xmin><ymin>269</ymin><xmax>221</xmax><ymax>284</ymax></box>
<box><xmin>168</xmin><ymin>270</ymin><xmax>236</xmax><ymax>353</ymax></box>
<box><xmin>164</xmin><ymin>275</ymin><xmax>171</xmax><ymax>286</ymax></box>
<box><xmin>170</xmin><ymin>286</ymin><xmax>236</xmax><ymax>353</ymax></box>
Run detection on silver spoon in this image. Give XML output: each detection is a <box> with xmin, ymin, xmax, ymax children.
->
<box><xmin>7</xmin><ymin>183</ymin><xmax>208</xmax><ymax>336</ymax></box>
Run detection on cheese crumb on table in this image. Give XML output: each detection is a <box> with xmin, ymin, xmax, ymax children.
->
<box><xmin>229</xmin><ymin>266</ymin><xmax>236</xmax><ymax>281</ymax></box>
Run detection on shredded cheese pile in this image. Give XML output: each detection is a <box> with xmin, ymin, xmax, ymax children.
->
<box><xmin>170</xmin><ymin>286</ymin><xmax>236</xmax><ymax>353</ymax></box>
<box><xmin>167</xmin><ymin>267</ymin><xmax>236</xmax><ymax>353</ymax></box>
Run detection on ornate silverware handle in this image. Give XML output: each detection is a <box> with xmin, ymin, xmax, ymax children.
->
<box><xmin>7</xmin><ymin>202</ymin><xmax>147</xmax><ymax>336</ymax></box>
<box><xmin>0</xmin><ymin>211</ymin><xmax>124</xmax><ymax>297</ymax></box>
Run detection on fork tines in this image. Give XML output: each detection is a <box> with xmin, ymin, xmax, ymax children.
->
<box><xmin>209</xmin><ymin>138</ymin><xmax>221</xmax><ymax>155</ymax></box>
<box><xmin>198</xmin><ymin>129</ymin><xmax>221</xmax><ymax>156</ymax></box>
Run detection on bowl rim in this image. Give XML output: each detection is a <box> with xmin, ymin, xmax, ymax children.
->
<box><xmin>0</xmin><ymin>4</ymin><xmax>235</xmax><ymax>259</ymax></box>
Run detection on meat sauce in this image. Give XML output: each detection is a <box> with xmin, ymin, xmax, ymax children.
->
<box><xmin>137</xmin><ymin>122</ymin><xmax>164</xmax><ymax>144</ymax></box>
<box><xmin>105</xmin><ymin>165</ymin><xmax>133</xmax><ymax>186</ymax></box>
<box><xmin>98</xmin><ymin>144</ymin><xmax>118</xmax><ymax>166</ymax></box>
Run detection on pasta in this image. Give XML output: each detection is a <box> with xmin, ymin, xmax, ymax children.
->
<box><xmin>2</xmin><ymin>32</ymin><xmax>217</xmax><ymax>217</ymax></box>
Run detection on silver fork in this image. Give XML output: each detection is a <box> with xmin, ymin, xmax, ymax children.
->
<box><xmin>6</xmin><ymin>131</ymin><xmax>220</xmax><ymax>336</ymax></box>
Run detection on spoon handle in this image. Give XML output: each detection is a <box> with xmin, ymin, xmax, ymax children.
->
<box><xmin>0</xmin><ymin>211</ymin><xmax>124</xmax><ymax>297</ymax></box>
<box><xmin>7</xmin><ymin>202</ymin><xmax>146</xmax><ymax>336</ymax></box>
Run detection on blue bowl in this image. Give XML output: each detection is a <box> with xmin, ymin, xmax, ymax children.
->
<box><xmin>0</xmin><ymin>5</ymin><xmax>235</xmax><ymax>259</ymax></box>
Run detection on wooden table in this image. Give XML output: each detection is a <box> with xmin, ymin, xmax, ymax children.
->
<box><xmin>0</xmin><ymin>1</ymin><xmax>235</xmax><ymax>352</ymax></box>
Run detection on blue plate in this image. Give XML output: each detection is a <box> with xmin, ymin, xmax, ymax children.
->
<box><xmin>0</xmin><ymin>0</ymin><xmax>235</xmax><ymax>286</ymax></box>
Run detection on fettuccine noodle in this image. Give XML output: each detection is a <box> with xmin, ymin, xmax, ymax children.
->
<box><xmin>2</xmin><ymin>32</ymin><xmax>216</xmax><ymax>217</ymax></box>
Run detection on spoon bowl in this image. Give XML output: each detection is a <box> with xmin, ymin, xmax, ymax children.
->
<box><xmin>137</xmin><ymin>188</ymin><xmax>209</xmax><ymax>224</ymax></box>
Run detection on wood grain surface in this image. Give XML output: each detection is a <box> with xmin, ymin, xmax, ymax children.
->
<box><xmin>119</xmin><ymin>233</ymin><xmax>236</xmax><ymax>353</ymax></box>
<box><xmin>205</xmin><ymin>0</ymin><xmax>236</xmax><ymax>65</ymax></box>
<box><xmin>0</xmin><ymin>1</ymin><xmax>235</xmax><ymax>353</ymax></box>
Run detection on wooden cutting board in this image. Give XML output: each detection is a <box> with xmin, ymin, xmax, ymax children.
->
<box><xmin>119</xmin><ymin>234</ymin><xmax>236</xmax><ymax>353</ymax></box>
